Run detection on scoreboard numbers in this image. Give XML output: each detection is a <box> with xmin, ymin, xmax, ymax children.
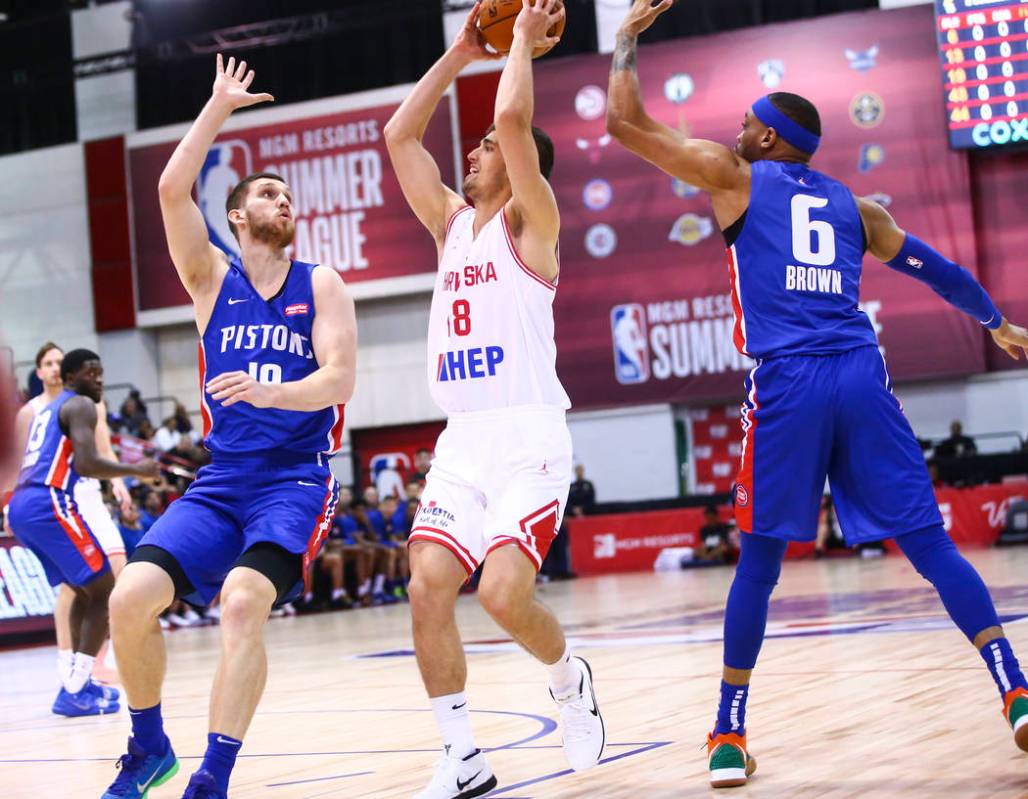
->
<box><xmin>935</xmin><ymin>1</ymin><xmax>1028</xmax><ymax>149</ymax></box>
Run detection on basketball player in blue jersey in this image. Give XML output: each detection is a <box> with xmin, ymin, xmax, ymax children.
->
<box><xmin>608</xmin><ymin>0</ymin><xmax>1028</xmax><ymax>788</ymax></box>
<box><xmin>99</xmin><ymin>56</ymin><xmax>357</xmax><ymax>799</ymax></box>
<box><xmin>7</xmin><ymin>349</ymin><xmax>159</xmax><ymax>717</ymax></box>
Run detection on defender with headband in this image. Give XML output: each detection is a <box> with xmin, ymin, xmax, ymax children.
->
<box><xmin>607</xmin><ymin>0</ymin><xmax>1028</xmax><ymax>789</ymax></box>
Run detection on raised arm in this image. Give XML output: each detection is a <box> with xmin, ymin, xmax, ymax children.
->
<box><xmin>858</xmin><ymin>196</ymin><xmax>1028</xmax><ymax>361</ymax></box>
<box><xmin>493</xmin><ymin>0</ymin><xmax>563</xmax><ymax>279</ymax></box>
<box><xmin>205</xmin><ymin>267</ymin><xmax>357</xmax><ymax>412</ymax></box>
<box><xmin>606</xmin><ymin>0</ymin><xmax>746</xmax><ymax>194</ymax></box>
<box><xmin>157</xmin><ymin>55</ymin><xmax>273</xmax><ymax>303</ymax></box>
<box><xmin>384</xmin><ymin>3</ymin><xmax>499</xmax><ymax>245</ymax></box>
<box><xmin>63</xmin><ymin>397</ymin><xmax>159</xmax><ymax>481</ymax></box>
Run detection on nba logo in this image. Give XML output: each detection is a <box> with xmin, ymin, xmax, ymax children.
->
<box><xmin>610</xmin><ymin>304</ymin><xmax>649</xmax><ymax>385</ymax></box>
<box><xmin>370</xmin><ymin>452</ymin><xmax>411</xmax><ymax>499</ymax></box>
<box><xmin>197</xmin><ymin>139</ymin><xmax>253</xmax><ymax>258</ymax></box>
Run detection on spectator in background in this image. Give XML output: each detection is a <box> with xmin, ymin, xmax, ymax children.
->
<box><xmin>118</xmin><ymin>501</ymin><xmax>147</xmax><ymax>558</ymax></box>
<box><xmin>394</xmin><ymin>480</ymin><xmax>422</xmax><ymax>537</ymax></box>
<box><xmin>118</xmin><ymin>391</ymin><xmax>149</xmax><ymax>435</ymax></box>
<box><xmin>696</xmin><ymin>505</ymin><xmax>733</xmax><ymax>564</ymax></box>
<box><xmin>140</xmin><ymin>491</ymin><xmax>164</xmax><ymax>533</ymax></box>
<box><xmin>935</xmin><ymin>420</ymin><xmax>978</xmax><ymax>458</ymax></box>
<box><xmin>172</xmin><ymin>402</ymin><xmax>194</xmax><ymax>437</ymax></box>
<box><xmin>568</xmin><ymin>463</ymin><xmax>596</xmax><ymax>517</ymax></box>
<box><xmin>409</xmin><ymin>447</ymin><xmax>433</xmax><ymax>483</ymax></box>
<box><xmin>153</xmin><ymin>416</ymin><xmax>182</xmax><ymax>452</ymax></box>
<box><xmin>353</xmin><ymin>494</ymin><xmax>400</xmax><ymax>605</ymax></box>
<box><xmin>380</xmin><ymin>494</ymin><xmax>410</xmax><ymax>599</ymax></box>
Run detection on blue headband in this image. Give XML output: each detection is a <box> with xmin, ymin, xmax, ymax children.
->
<box><xmin>751</xmin><ymin>96</ymin><xmax>820</xmax><ymax>155</ymax></box>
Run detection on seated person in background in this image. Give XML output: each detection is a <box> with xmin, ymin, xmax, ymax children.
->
<box><xmin>696</xmin><ymin>504</ymin><xmax>733</xmax><ymax>564</ymax></box>
<box><xmin>935</xmin><ymin>420</ymin><xmax>978</xmax><ymax>458</ymax></box>
<box><xmin>152</xmin><ymin>417</ymin><xmax>182</xmax><ymax>452</ymax></box>
<box><xmin>409</xmin><ymin>447</ymin><xmax>433</xmax><ymax>484</ymax></box>
<box><xmin>380</xmin><ymin>495</ymin><xmax>410</xmax><ymax>600</ymax></box>
<box><xmin>118</xmin><ymin>392</ymin><xmax>149</xmax><ymax>436</ymax></box>
<box><xmin>118</xmin><ymin>501</ymin><xmax>147</xmax><ymax>559</ymax></box>
<box><xmin>352</xmin><ymin>496</ymin><xmax>399</xmax><ymax>605</ymax></box>
<box><xmin>304</xmin><ymin>488</ymin><xmax>373</xmax><ymax>610</ymax></box>
<box><xmin>140</xmin><ymin>491</ymin><xmax>164</xmax><ymax>533</ymax></box>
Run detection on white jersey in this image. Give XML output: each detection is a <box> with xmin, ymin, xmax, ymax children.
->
<box><xmin>427</xmin><ymin>206</ymin><xmax>571</xmax><ymax>415</ymax></box>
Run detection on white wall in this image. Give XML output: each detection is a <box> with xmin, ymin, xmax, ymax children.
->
<box><xmin>566</xmin><ymin>404</ymin><xmax>679</xmax><ymax>502</ymax></box>
<box><xmin>0</xmin><ymin>144</ymin><xmax>98</xmax><ymax>389</ymax></box>
<box><xmin>897</xmin><ymin>370</ymin><xmax>1028</xmax><ymax>453</ymax></box>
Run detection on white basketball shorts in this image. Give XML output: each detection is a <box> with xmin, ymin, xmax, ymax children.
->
<box><xmin>73</xmin><ymin>478</ymin><xmax>125</xmax><ymax>558</ymax></box>
<box><xmin>409</xmin><ymin>406</ymin><xmax>572</xmax><ymax>575</ymax></box>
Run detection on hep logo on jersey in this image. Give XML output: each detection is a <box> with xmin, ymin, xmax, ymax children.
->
<box><xmin>437</xmin><ymin>346</ymin><xmax>505</xmax><ymax>382</ymax></box>
<box><xmin>610</xmin><ymin>304</ymin><xmax>649</xmax><ymax>385</ymax></box>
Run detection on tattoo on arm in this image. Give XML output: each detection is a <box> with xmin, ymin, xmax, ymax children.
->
<box><xmin>612</xmin><ymin>34</ymin><xmax>638</xmax><ymax>72</ymax></box>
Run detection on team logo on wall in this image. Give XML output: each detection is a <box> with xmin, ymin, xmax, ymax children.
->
<box><xmin>197</xmin><ymin>139</ymin><xmax>253</xmax><ymax>257</ymax></box>
<box><xmin>610</xmin><ymin>304</ymin><xmax>650</xmax><ymax>385</ymax></box>
<box><xmin>664</xmin><ymin>73</ymin><xmax>695</xmax><ymax>104</ymax></box>
<box><xmin>575</xmin><ymin>85</ymin><xmax>607</xmax><ymax>120</ymax></box>
<box><xmin>850</xmin><ymin>92</ymin><xmax>885</xmax><ymax>128</ymax></box>
<box><xmin>858</xmin><ymin>143</ymin><xmax>885</xmax><ymax>172</ymax></box>
<box><xmin>757</xmin><ymin>59</ymin><xmax>785</xmax><ymax>89</ymax></box>
<box><xmin>671</xmin><ymin>177</ymin><xmax>700</xmax><ymax>198</ymax></box>
<box><xmin>575</xmin><ymin>133</ymin><xmax>613</xmax><ymax>164</ymax></box>
<box><xmin>585</xmin><ymin>223</ymin><xmax>618</xmax><ymax>258</ymax></box>
<box><xmin>845</xmin><ymin>45</ymin><xmax>879</xmax><ymax>72</ymax></box>
<box><xmin>668</xmin><ymin>213</ymin><xmax>714</xmax><ymax>246</ymax></box>
<box><xmin>583</xmin><ymin>179</ymin><xmax>613</xmax><ymax>211</ymax></box>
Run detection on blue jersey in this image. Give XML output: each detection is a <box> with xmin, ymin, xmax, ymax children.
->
<box><xmin>330</xmin><ymin>512</ymin><xmax>360</xmax><ymax>541</ymax></box>
<box><xmin>15</xmin><ymin>389</ymin><xmax>80</xmax><ymax>493</ymax></box>
<box><xmin>199</xmin><ymin>259</ymin><xmax>345</xmax><ymax>456</ymax></box>
<box><xmin>726</xmin><ymin>160</ymin><xmax>878</xmax><ymax>359</ymax></box>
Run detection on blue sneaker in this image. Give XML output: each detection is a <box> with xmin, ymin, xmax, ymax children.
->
<box><xmin>372</xmin><ymin>591</ymin><xmax>398</xmax><ymax>605</ymax></box>
<box><xmin>181</xmin><ymin>769</ymin><xmax>226</xmax><ymax>799</ymax></box>
<box><xmin>102</xmin><ymin>736</ymin><xmax>179</xmax><ymax>798</ymax></box>
<box><xmin>88</xmin><ymin>679</ymin><xmax>121</xmax><ymax>702</ymax></box>
<box><xmin>52</xmin><ymin>685</ymin><xmax>120</xmax><ymax>717</ymax></box>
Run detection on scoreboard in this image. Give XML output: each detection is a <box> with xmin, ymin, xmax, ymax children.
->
<box><xmin>935</xmin><ymin>0</ymin><xmax>1028</xmax><ymax>150</ymax></box>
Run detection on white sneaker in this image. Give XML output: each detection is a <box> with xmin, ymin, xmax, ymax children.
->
<box><xmin>413</xmin><ymin>748</ymin><xmax>497</xmax><ymax>799</ymax></box>
<box><xmin>551</xmin><ymin>657</ymin><xmax>605</xmax><ymax>772</ymax></box>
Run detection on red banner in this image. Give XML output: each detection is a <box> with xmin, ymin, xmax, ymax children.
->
<box><xmin>530</xmin><ymin>5</ymin><xmax>985</xmax><ymax>408</ymax></box>
<box><xmin>128</xmin><ymin>92</ymin><xmax>457</xmax><ymax>314</ymax></box>
<box><xmin>568</xmin><ymin>481</ymin><xmax>1028</xmax><ymax>575</ymax></box>
<box><xmin>0</xmin><ymin>536</ymin><xmax>56</xmax><ymax>639</ymax></box>
<box><xmin>350</xmin><ymin>421</ymin><xmax>446</xmax><ymax>498</ymax></box>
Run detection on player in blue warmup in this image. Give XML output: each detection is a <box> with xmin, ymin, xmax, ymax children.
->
<box><xmin>7</xmin><ymin>349</ymin><xmax>159</xmax><ymax>718</ymax></box>
<box><xmin>100</xmin><ymin>55</ymin><xmax>357</xmax><ymax>799</ymax></box>
<box><xmin>608</xmin><ymin>0</ymin><xmax>1028</xmax><ymax>788</ymax></box>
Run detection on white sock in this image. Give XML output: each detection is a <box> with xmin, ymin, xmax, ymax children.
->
<box><xmin>546</xmin><ymin>645</ymin><xmax>580</xmax><ymax>696</ymax></box>
<box><xmin>373</xmin><ymin>574</ymin><xmax>385</xmax><ymax>594</ymax></box>
<box><xmin>331</xmin><ymin>588</ymin><xmax>346</xmax><ymax>601</ymax></box>
<box><xmin>358</xmin><ymin>580</ymin><xmax>371</xmax><ymax>597</ymax></box>
<box><xmin>431</xmin><ymin>692</ymin><xmax>476</xmax><ymax>760</ymax></box>
<box><xmin>66</xmin><ymin>652</ymin><xmax>95</xmax><ymax>694</ymax></box>
<box><xmin>57</xmin><ymin>649</ymin><xmax>73</xmax><ymax>686</ymax></box>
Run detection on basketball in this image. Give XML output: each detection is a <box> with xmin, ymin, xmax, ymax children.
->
<box><xmin>478</xmin><ymin>0</ymin><xmax>567</xmax><ymax>58</ymax></box>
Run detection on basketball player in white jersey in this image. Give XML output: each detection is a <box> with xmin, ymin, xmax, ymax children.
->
<box><xmin>2</xmin><ymin>341</ymin><xmax>131</xmax><ymax>709</ymax></box>
<box><xmin>385</xmin><ymin>2</ymin><xmax>604</xmax><ymax>796</ymax></box>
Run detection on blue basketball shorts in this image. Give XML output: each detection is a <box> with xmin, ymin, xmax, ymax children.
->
<box><xmin>139</xmin><ymin>452</ymin><xmax>339</xmax><ymax>606</ymax></box>
<box><xmin>7</xmin><ymin>485</ymin><xmax>110</xmax><ymax>587</ymax></box>
<box><xmin>733</xmin><ymin>345</ymin><xmax>942</xmax><ymax>544</ymax></box>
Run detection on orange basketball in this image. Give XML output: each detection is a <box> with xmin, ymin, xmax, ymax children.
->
<box><xmin>478</xmin><ymin>0</ymin><xmax>566</xmax><ymax>59</ymax></box>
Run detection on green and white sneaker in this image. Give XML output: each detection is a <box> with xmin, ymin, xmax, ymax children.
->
<box><xmin>707</xmin><ymin>730</ymin><xmax>757</xmax><ymax>788</ymax></box>
<box><xmin>1004</xmin><ymin>687</ymin><xmax>1028</xmax><ymax>751</ymax></box>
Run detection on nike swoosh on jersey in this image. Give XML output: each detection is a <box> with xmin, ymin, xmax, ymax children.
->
<box><xmin>227</xmin><ymin>298</ymin><xmax>250</xmax><ymax>305</ymax></box>
<box><xmin>297</xmin><ymin>480</ymin><xmax>321</xmax><ymax>487</ymax></box>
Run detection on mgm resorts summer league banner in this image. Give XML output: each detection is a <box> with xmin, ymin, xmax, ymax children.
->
<box><xmin>127</xmin><ymin>86</ymin><xmax>459</xmax><ymax>325</ymax></box>
<box><xmin>533</xmin><ymin>4</ymin><xmax>986</xmax><ymax>408</ymax></box>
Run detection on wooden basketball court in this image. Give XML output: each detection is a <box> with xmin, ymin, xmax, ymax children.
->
<box><xmin>3</xmin><ymin>547</ymin><xmax>1028</xmax><ymax>798</ymax></box>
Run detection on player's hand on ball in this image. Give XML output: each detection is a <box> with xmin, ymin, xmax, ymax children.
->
<box><xmin>514</xmin><ymin>0</ymin><xmax>565</xmax><ymax>49</ymax></box>
<box><xmin>619</xmin><ymin>0</ymin><xmax>675</xmax><ymax>37</ymax></box>
<box><xmin>206</xmin><ymin>370</ymin><xmax>277</xmax><ymax>408</ymax></box>
<box><xmin>212</xmin><ymin>53</ymin><xmax>275</xmax><ymax>110</ymax></box>
<box><xmin>990</xmin><ymin>318</ymin><xmax>1028</xmax><ymax>361</ymax></box>
<box><xmin>453</xmin><ymin>2</ymin><xmax>504</xmax><ymax>61</ymax></box>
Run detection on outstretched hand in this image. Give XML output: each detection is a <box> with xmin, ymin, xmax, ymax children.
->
<box><xmin>452</xmin><ymin>2</ymin><xmax>504</xmax><ymax>62</ymax></box>
<box><xmin>619</xmin><ymin>0</ymin><xmax>675</xmax><ymax>37</ymax></box>
<box><xmin>990</xmin><ymin>319</ymin><xmax>1028</xmax><ymax>361</ymax></box>
<box><xmin>212</xmin><ymin>53</ymin><xmax>275</xmax><ymax>110</ymax></box>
